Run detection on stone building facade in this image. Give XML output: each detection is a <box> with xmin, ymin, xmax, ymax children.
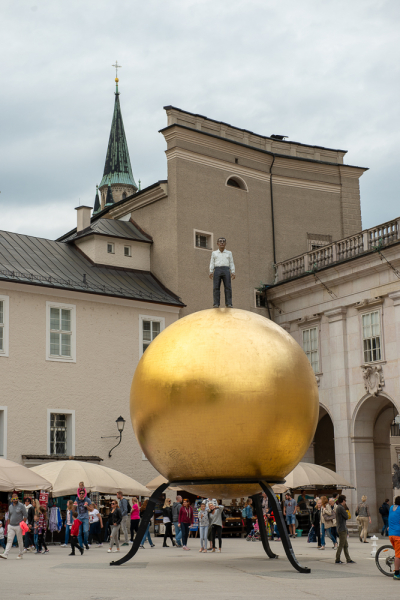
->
<box><xmin>269</xmin><ymin>218</ymin><xmax>400</xmax><ymax>528</ymax></box>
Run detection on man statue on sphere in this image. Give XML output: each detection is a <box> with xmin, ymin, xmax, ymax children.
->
<box><xmin>209</xmin><ymin>237</ymin><xmax>235</xmax><ymax>308</ymax></box>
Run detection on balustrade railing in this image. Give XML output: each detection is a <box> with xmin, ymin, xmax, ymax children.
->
<box><xmin>276</xmin><ymin>218</ymin><xmax>400</xmax><ymax>282</ymax></box>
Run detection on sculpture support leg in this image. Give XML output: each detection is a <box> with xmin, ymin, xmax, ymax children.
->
<box><xmin>259</xmin><ymin>481</ymin><xmax>311</xmax><ymax>574</ymax></box>
<box><xmin>110</xmin><ymin>482</ymin><xmax>169</xmax><ymax>566</ymax></box>
<box><xmin>251</xmin><ymin>493</ymin><xmax>278</xmax><ymax>559</ymax></box>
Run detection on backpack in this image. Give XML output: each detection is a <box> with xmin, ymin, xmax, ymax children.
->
<box><xmin>241</xmin><ymin>507</ymin><xmax>247</xmax><ymax>519</ymax></box>
<box><xmin>126</xmin><ymin>499</ymin><xmax>132</xmax><ymax>514</ymax></box>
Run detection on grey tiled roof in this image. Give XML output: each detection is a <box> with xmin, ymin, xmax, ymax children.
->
<box><xmin>0</xmin><ymin>230</ymin><xmax>183</xmax><ymax>306</ymax></box>
<box><xmin>60</xmin><ymin>218</ymin><xmax>152</xmax><ymax>243</ymax></box>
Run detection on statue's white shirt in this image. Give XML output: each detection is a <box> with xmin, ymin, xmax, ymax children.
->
<box><xmin>209</xmin><ymin>249</ymin><xmax>235</xmax><ymax>274</ymax></box>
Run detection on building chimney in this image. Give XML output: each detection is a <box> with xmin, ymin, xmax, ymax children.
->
<box><xmin>75</xmin><ymin>206</ymin><xmax>92</xmax><ymax>232</ymax></box>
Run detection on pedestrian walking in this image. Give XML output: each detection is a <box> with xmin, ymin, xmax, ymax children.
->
<box><xmin>74</xmin><ymin>488</ymin><xmax>92</xmax><ymax>550</ymax></box>
<box><xmin>208</xmin><ymin>502</ymin><xmax>224</xmax><ymax>553</ymax></box>
<box><xmin>69</xmin><ymin>512</ymin><xmax>84</xmax><ymax>556</ymax></box>
<box><xmin>0</xmin><ymin>493</ymin><xmax>27</xmax><ymax>559</ymax></box>
<box><xmin>23</xmin><ymin>497</ymin><xmax>35</xmax><ymax>551</ymax></box>
<box><xmin>328</xmin><ymin>497</ymin><xmax>338</xmax><ymax>543</ymax></box>
<box><xmin>242</xmin><ymin>499</ymin><xmax>254</xmax><ymax>538</ymax></box>
<box><xmin>0</xmin><ymin>521</ymin><xmax>5</xmax><ymax>549</ymax></box>
<box><xmin>117</xmin><ymin>491</ymin><xmax>130</xmax><ymax>546</ymax></box>
<box><xmin>389</xmin><ymin>495</ymin><xmax>400</xmax><ymax>580</ymax></box>
<box><xmin>312</xmin><ymin>499</ymin><xmax>322</xmax><ymax>547</ymax></box>
<box><xmin>335</xmin><ymin>495</ymin><xmax>355</xmax><ymax>565</ymax></box>
<box><xmin>198</xmin><ymin>502</ymin><xmax>209</xmax><ymax>552</ymax></box>
<box><xmin>356</xmin><ymin>495</ymin><xmax>371</xmax><ymax>543</ymax></box>
<box><xmin>379</xmin><ymin>498</ymin><xmax>390</xmax><ymax>537</ymax></box>
<box><xmin>321</xmin><ymin>496</ymin><xmax>337</xmax><ymax>549</ymax></box>
<box><xmin>130</xmin><ymin>497</ymin><xmax>140</xmax><ymax>543</ymax></box>
<box><xmin>37</xmin><ymin>506</ymin><xmax>49</xmax><ymax>554</ymax></box>
<box><xmin>108</xmin><ymin>499</ymin><xmax>122</xmax><ymax>553</ymax></box>
<box><xmin>88</xmin><ymin>503</ymin><xmax>103</xmax><ymax>546</ymax></box>
<box><xmin>284</xmin><ymin>493</ymin><xmax>297</xmax><ymax>538</ymax></box>
<box><xmin>178</xmin><ymin>499</ymin><xmax>194</xmax><ymax>551</ymax></box>
<box><xmin>61</xmin><ymin>500</ymin><xmax>74</xmax><ymax>547</ymax></box>
<box><xmin>139</xmin><ymin>500</ymin><xmax>155</xmax><ymax>548</ymax></box>
<box><xmin>172</xmin><ymin>495</ymin><xmax>183</xmax><ymax>547</ymax></box>
<box><xmin>162</xmin><ymin>499</ymin><xmax>176</xmax><ymax>547</ymax></box>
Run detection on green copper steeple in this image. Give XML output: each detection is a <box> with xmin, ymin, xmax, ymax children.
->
<box><xmin>99</xmin><ymin>74</ymin><xmax>137</xmax><ymax>192</ymax></box>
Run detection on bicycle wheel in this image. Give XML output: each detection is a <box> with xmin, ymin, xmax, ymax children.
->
<box><xmin>375</xmin><ymin>544</ymin><xmax>396</xmax><ymax>577</ymax></box>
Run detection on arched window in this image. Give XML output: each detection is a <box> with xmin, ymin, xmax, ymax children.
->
<box><xmin>122</xmin><ymin>191</ymin><xmax>127</xmax><ymax>199</ymax></box>
<box><xmin>226</xmin><ymin>175</ymin><xmax>248</xmax><ymax>191</ymax></box>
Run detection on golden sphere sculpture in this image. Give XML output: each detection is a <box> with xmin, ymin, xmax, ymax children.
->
<box><xmin>131</xmin><ymin>308</ymin><xmax>319</xmax><ymax>498</ymax></box>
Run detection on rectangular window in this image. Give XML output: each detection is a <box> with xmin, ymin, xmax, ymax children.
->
<box><xmin>50</xmin><ymin>307</ymin><xmax>72</xmax><ymax>357</ymax></box>
<box><xmin>0</xmin><ymin>407</ymin><xmax>7</xmax><ymax>458</ymax></box>
<box><xmin>50</xmin><ymin>413</ymin><xmax>68</xmax><ymax>455</ymax></box>
<box><xmin>47</xmin><ymin>409</ymin><xmax>75</xmax><ymax>455</ymax></box>
<box><xmin>255</xmin><ymin>291</ymin><xmax>266</xmax><ymax>308</ymax></box>
<box><xmin>0</xmin><ymin>296</ymin><xmax>9</xmax><ymax>357</ymax></box>
<box><xmin>139</xmin><ymin>315</ymin><xmax>165</xmax><ymax>357</ymax></box>
<box><xmin>302</xmin><ymin>327</ymin><xmax>319</xmax><ymax>373</ymax></box>
<box><xmin>124</xmin><ymin>246</ymin><xmax>131</xmax><ymax>257</ymax></box>
<box><xmin>107</xmin><ymin>243</ymin><xmax>115</xmax><ymax>254</ymax></box>
<box><xmin>193</xmin><ymin>229</ymin><xmax>213</xmax><ymax>251</ymax></box>
<box><xmin>46</xmin><ymin>302</ymin><xmax>76</xmax><ymax>362</ymax></box>
<box><xmin>362</xmin><ymin>311</ymin><xmax>381</xmax><ymax>363</ymax></box>
<box><xmin>142</xmin><ymin>320</ymin><xmax>161</xmax><ymax>354</ymax></box>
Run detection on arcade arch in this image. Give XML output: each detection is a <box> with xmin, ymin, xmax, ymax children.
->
<box><xmin>352</xmin><ymin>393</ymin><xmax>399</xmax><ymax>528</ymax></box>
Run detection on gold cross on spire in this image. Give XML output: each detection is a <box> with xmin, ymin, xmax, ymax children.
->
<box><xmin>112</xmin><ymin>61</ymin><xmax>122</xmax><ymax>79</ymax></box>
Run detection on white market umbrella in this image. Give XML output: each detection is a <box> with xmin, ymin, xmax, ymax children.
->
<box><xmin>0</xmin><ymin>458</ymin><xmax>52</xmax><ymax>492</ymax></box>
<box><xmin>146</xmin><ymin>475</ymin><xmax>180</xmax><ymax>493</ymax></box>
<box><xmin>30</xmin><ymin>460</ymin><xmax>151</xmax><ymax>497</ymax></box>
<box><xmin>272</xmin><ymin>462</ymin><xmax>354</xmax><ymax>492</ymax></box>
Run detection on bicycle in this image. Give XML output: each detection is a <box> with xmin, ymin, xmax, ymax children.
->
<box><xmin>375</xmin><ymin>544</ymin><xmax>396</xmax><ymax>577</ymax></box>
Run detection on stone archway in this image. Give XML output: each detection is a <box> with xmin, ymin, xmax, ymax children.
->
<box><xmin>352</xmin><ymin>393</ymin><xmax>399</xmax><ymax>529</ymax></box>
<box><xmin>302</xmin><ymin>404</ymin><xmax>335</xmax><ymax>470</ymax></box>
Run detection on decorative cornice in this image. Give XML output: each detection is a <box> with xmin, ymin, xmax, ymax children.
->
<box><xmin>297</xmin><ymin>314</ymin><xmax>322</xmax><ymax>326</ymax></box>
<box><xmin>324</xmin><ymin>307</ymin><xmax>347</xmax><ymax>322</ymax></box>
<box><xmin>351</xmin><ymin>436</ymin><xmax>374</xmax><ymax>444</ymax></box>
<box><xmin>388</xmin><ymin>291</ymin><xmax>400</xmax><ymax>306</ymax></box>
<box><xmin>354</xmin><ymin>297</ymin><xmax>384</xmax><ymax>310</ymax></box>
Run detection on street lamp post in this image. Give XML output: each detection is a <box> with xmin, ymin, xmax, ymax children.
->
<box><xmin>101</xmin><ymin>416</ymin><xmax>126</xmax><ymax>457</ymax></box>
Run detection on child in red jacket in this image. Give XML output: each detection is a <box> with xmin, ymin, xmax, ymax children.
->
<box><xmin>70</xmin><ymin>512</ymin><xmax>84</xmax><ymax>556</ymax></box>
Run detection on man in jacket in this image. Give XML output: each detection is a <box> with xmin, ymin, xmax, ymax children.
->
<box><xmin>117</xmin><ymin>491</ymin><xmax>130</xmax><ymax>546</ymax></box>
<box><xmin>23</xmin><ymin>497</ymin><xmax>35</xmax><ymax>551</ymax></box>
<box><xmin>0</xmin><ymin>493</ymin><xmax>27</xmax><ymax>559</ymax></box>
<box><xmin>335</xmin><ymin>495</ymin><xmax>355</xmax><ymax>565</ymax></box>
<box><xmin>380</xmin><ymin>499</ymin><xmax>390</xmax><ymax>537</ymax></box>
<box><xmin>172</xmin><ymin>496</ymin><xmax>183</xmax><ymax>547</ymax></box>
<box><xmin>74</xmin><ymin>489</ymin><xmax>91</xmax><ymax>550</ymax></box>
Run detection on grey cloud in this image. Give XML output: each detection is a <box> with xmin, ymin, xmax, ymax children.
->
<box><xmin>1</xmin><ymin>0</ymin><xmax>399</xmax><ymax>238</ymax></box>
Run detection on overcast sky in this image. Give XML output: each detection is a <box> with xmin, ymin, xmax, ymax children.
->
<box><xmin>1</xmin><ymin>0</ymin><xmax>399</xmax><ymax>239</ymax></box>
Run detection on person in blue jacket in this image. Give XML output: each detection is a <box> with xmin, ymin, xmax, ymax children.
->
<box><xmin>389</xmin><ymin>496</ymin><xmax>400</xmax><ymax>580</ymax></box>
<box><xmin>74</xmin><ymin>489</ymin><xmax>91</xmax><ymax>550</ymax></box>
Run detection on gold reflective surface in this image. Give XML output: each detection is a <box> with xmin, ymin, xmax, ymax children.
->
<box><xmin>131</xmin><ymin>309</ymin><xmax>319</xmax><ymax>498</ymax></box>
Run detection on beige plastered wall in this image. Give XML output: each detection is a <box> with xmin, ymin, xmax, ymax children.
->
<box><xmin>0</xmin><ymin>281</ymin><xmax>179</xmax><ymax>485</ymax></box>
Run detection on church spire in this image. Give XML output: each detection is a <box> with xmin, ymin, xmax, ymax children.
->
<box><xmin>99</xmin><ymin>63</ymin><xmax>137</xmax><ymax>206</ymax></box>
<box><xmin>93</xmin><ymin>185</ymin><xmax>101</xmax><ymax>214</ymax></box>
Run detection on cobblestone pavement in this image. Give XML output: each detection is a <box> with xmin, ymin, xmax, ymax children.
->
<box><xmin>0</xmin><ymin>535</ymin><xmax>396</xmax><ymax>600</ymax></box>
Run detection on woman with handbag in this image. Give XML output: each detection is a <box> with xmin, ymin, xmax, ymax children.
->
<box><xmin>162</xmin><ymin>499</ymin><xmax>176</xmax><ymax>547</ymax></box>
<box><xmin>312</xmin><ymin>499</ymin><xmax>322</xmax><ymax>548</ymax></box>
<box><xmin>321</xmin><ymin>496</ymin><xmax>337</xmax><ymax>549</ymax></box>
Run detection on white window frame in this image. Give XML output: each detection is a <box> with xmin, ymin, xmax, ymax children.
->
<box><xmin>193</xmin><ymin>229</ymin><xmax>213</xmax><ymax>251</ymax></box>
<box><xmin>47</xmin><ymin>409</ymin><xmax>75</xmax><ymax>456</ymax></box>
<box><xmin>360</xmin><ymin>308</ymin><xmax>384</xmax><ymax>364</ymax></box>
<box><xmin>107</xmin><ymin>242</ymin><xmax>115</xmax><ymax>254</ymax></box>
<box><xmin>0</xmin><ymin>295</ymin><xmax>10</xmax><ymax>357</ymax></box>
<box><xmin>301</xmin><ymin>325</ymin><xmax>321</xmax><ymax>374</ymax></box>
<box><xmin>124</xmin><ymin>245</ymin><xmax>131</xmax><ymax>257</ymax></box>
<box><xmin>46</xmin><ymin>302</ymin><xmax>76</xmax><ymax>363</ymax></box>
<box><xmin>0</xmin><ymin>406</ymin><xmax>8</xmax><ymax>458</ymax></box>
<box><xmin>139</xmin><ymin>315</ymin><xmax>165</xmax><ymax>358</ymax></box>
